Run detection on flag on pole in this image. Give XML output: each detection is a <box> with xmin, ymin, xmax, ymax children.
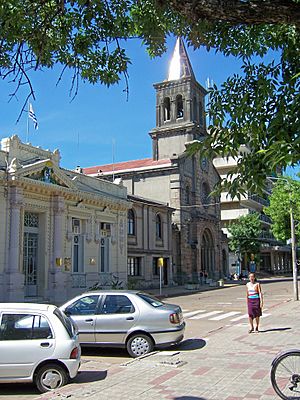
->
<box><xmin>29</xmin><ymin>103</ymin><xmax>38</xmax><ymax>130</ymax></box>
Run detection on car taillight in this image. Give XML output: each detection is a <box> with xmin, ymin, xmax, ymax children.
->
<box><xmin>169</xmin><ymin>313</ymin><xmax>180</xmax><ymax>324</ymax></box>
<box><xmin>70</xmin><ymin>347</ymin><xmax>79</xmax><ymax>359</ymax></box>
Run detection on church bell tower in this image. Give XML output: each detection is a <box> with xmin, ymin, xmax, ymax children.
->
<box><xmin>149</xmin><ymin>38</ymin><xmax>207</xmax><ymax>160</ymax></box>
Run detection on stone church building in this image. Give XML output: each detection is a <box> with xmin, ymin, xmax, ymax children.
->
<box><xmin>84</xmin><ymin>38</ymin><xmax>228</xmax><ymax>284</ymax></box>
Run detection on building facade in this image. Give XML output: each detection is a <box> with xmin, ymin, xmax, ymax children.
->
<box><xmin>84</xmin><ymin>38</ymin><xmax>229</xmax><ymax>283</ymax></box>
<box><xmin>127</xmin><ymin>195</ymin><xmax>174</xmax><ymax>289</ymax></box>
<box><xmin>213</xmin><ymin>149</ymin><xmax>292</xmax><ymax>274</ymax></box>
<box><xmin>0</xmin><ymin>135</ymin><xmax>130</xmax><ymax>303</ymax></box>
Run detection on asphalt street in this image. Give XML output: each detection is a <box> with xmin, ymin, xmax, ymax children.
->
<box><xmin>0</xmin><ymin>278</ymin><xmax>295</xmax><ymax>399</ymax></box>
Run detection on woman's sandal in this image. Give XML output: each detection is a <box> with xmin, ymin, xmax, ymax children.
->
<box><xmin>255</xmin><ymin>328</ymin><xmax>260</xmax><ymax>333</ymax></box>
<box><xmin>248</xmin><ymin>329</ymin><xmax>254</xmax><ymax>334</ymax></box>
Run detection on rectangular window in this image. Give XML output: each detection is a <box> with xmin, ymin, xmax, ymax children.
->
<box><xmin>73</xmin><ymin>234</ymin><xmax>84</xmax><ymax>273</ymax></box>
<box><xmin>0</xmin><ymin>314</ymin><xmax>53</xmax><ymax>340</ymax></box>
<box><xmin>153</xmin><ymin>257</ymin><xmax>159</xmax><ymax>276</ymax></box>
<box><xmin>100</xmin><ymin>237</ymin><xmax>110</xmax><ymax>273</ymax></box>
<box><xmin>127</xmin><ymin>257</ymin><xmax>141</xmax><ymax>276</ymax></box>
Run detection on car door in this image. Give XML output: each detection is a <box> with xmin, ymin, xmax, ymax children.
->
<box><xmin>95</xmin><ymin>294</ymin><xmax>139</xmax><ymax>344</ymax></box>
<box><xmin>64</xmin><ymin>295</ymin><xmax>100</xmax><ymax>344</ymax></box>
<box><xmin>0</xmin><ymin>312</ymin><xmax>55</xmax><ymax>379</ymax></box>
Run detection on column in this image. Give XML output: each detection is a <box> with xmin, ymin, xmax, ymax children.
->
<box><xmin>49</xmin><ymin>195</ymin><xmax>66</xmax><ymax>303</ymax></box>
<box><xmin>6</xmin><ymin>186</ymin><xmax>24</xmax><ymax>301</ymax></box>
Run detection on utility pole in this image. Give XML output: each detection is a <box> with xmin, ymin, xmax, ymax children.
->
<box><xmin>290</xmin><ymin>205</ymin><xmax>299</xmax><ymax>300</ymax></box>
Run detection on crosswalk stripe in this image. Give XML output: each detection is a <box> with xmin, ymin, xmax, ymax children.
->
<box><xmin>261</xmin><ymin>313</ymin><xmax>271</xmax><ymax>318</ymax></box>
<box><xmin>183</xmin><ymin>310</ymin><xmax>206</xmax><ymax>318</ymax></box>
<box><xmin>190</xmin><ymin>311</ymin><xmax>222</xmax><ymax>320</ymax></box>
<box><xmin>209</xmin><ymin>311</ymin><xmax>241</xmax><ymax>321</ymax></box>
<box><xmin>230</xmin><ymin>313</ymin><xmax>248</xmax><ymax>321</ymax></box>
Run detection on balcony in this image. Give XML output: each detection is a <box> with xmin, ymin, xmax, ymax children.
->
<box><xmin>248</xmin><ymin>194</ymin><xmax>270</xmax><ymax>207</ymax></box>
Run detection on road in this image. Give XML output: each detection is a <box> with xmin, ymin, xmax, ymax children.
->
<box><xmin>0</xmin><ymin>279</ymin><xmax>294</xmax><ymax>399</ymax></box>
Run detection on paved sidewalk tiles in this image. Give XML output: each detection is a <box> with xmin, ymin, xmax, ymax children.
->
<box><xmin>37</xmin><ymin>295</ymin><xmax>300</xmax><ymax>400</ymax></box>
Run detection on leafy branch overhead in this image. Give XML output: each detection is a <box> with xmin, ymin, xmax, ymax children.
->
<box><xmin>0</xmin><ymin>0</ymin><xmax>299</xmax><ymax>194</ymax></box>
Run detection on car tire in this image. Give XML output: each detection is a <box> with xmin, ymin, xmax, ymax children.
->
<box><xmin>126</xmin><ymin>333</ymin><xmax>154</xmax><ymax>358</ymax></box>
<box><xmin>35</xmin><ymin>363</ymin><xmax>69</xmax><ymax>393</ymax></box>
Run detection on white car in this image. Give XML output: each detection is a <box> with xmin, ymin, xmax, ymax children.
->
<box><xmin>0</xmin><ymin>303</ymin><xmax>81</xmax><ymax>393</ymax></box>
<box><xmin>60</xmin><ymin>290</ymin><xmax>185</xmax><ymax>357</ymax></box>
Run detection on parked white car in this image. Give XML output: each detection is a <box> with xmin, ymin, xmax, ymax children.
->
<box><xmin>0</xmin><ymin>303</ymin><xmax>81</xmax><ymax>393</ymax></box>
<box><xmin>60</xmin><ymin>290</ymin><xmax>185</xmax><ymax>357</ymax></box>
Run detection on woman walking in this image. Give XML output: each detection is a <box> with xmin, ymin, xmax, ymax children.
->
<box><xmin>246</xmin><ymin>272</ymin><xmax>263</xmax><ymax>333</ymax></box>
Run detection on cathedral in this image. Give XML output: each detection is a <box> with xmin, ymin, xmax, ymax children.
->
<box><xmin>84</xmin><ymin>38</ymin><xmax>228</xmax><ymax>284</ymax></box>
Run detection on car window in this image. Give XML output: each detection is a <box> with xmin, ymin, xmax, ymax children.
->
<box><xmin>102</xmin><ymin>295</ymin><xmax>135</xmax><ymax>314</ymax></box>
<box><xmin>66</xmin><ymin>295</ymin><xmax>99</xmax><ymax>316</ymax></box>
<box><xmin>137</xmin><ymin>293</ymin><xmax>164</xmax><ymax>307</ymax></box>
<box><xmin>0</xmin><ymin>313</ymin><xmax>53</xmax><ymax>340</ymax></box>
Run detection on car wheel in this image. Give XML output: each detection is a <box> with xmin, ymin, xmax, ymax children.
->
<box><xmin>35</xmin><ymin>363</ymin><xmax>69</xmax><ymax>393</ymax></box>
<box><xmin>127</xmin><ymin>334</ymin><xmax>154</xmax><ymax>358</ymax></box>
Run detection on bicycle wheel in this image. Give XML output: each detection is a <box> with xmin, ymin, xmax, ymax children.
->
<box><xmin>271</xmin><ymin>351</ymin><xmax>300</xmax><ymax>399</ymax></box>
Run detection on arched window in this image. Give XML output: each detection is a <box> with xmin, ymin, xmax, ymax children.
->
<box><xmin>193</xmin><ymin>96</ymin><xmax>197</xmax><ymax>122</ymax></box>
<box><xmin>176</xmin><ymin>95</ymin><xmax>184</xmax><ymax>118</ymax></box>
<box><xmin>128</xmin><ymin>209</ymin><xmax>135</xmax><ymax>235</ymax></box>
<box><xmin>156</xmin><ymin>214</ymin><xmax>162</xmax><ymax>239</ymax></box>
<box><xmin>186</xmin><ymin>185</ymin><xmax>190</xmax><ymax>205</ymax></box>
<box><xmin>199</xmin><ymin>102</ymin><xmax>204</xmax><ymax>126</ymax></box>
<box><xmin>163</xmin><ymin>97</ymin><xmax>171</xmax><ymax>121</ymax></box>
<box><xmin>201</xmin><ymin>182</ymin><xmax>210</xmax><ymax>206</ymax></box>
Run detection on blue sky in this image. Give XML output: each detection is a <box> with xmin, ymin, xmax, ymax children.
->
<box><xmin>0</xmin><ymin>36</ymin><xmax>298</xmax><ymax>177</ymax></box>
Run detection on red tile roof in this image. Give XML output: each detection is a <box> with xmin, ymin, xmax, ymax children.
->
<box><xmin>83</xmin><ymin>158</ymin><xmax>172</xmax><ymax>175</ymax></box>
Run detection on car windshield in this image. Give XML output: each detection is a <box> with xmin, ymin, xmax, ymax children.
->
<box><xmin>54</xmin><ymin>308</ymin><xmax>75</xmax><ymax>338</ymax></box>
<box><xmin>137</xmin><ymin>293</ymin><xmax>164</xmax><ymax>308</ymax></box>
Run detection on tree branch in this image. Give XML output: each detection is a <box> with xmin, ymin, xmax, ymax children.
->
<box><xmin>165</xmin><ymin>0</ymin><xmax>300</xmax><ymax>27</ymax></box>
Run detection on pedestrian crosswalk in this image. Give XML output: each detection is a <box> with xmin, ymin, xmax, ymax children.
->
<box><xmin>183</xmin><ymin>309</ymin><xmax>271</xmax><ymax>322</ymax></box>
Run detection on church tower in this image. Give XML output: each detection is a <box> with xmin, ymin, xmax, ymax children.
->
<box><xmin>149</xmin><ymin>38</ymin><xmax>207</xmax><ymax>160</ymax></box>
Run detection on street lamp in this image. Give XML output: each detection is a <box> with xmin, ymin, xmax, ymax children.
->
<box><xmin>268</xmin><ymin>176</ymin><xmax>298</xmax><ymax>301</ymax></box>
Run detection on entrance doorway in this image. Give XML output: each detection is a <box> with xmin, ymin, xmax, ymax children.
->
<box><xmin>23</xmin><ymin>212</ymin><xmax>39</xmax><ymax>297</ymax></box>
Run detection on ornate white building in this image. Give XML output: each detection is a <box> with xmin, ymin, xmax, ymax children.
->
<box><xmin>0</xmin><ymin>135</ymin><xmax>130</xmax><ymax>303</ymax></box>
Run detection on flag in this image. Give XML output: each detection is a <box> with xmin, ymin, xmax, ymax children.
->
<box><xmin>29</xmin><ymin>103</ymin><xmax>38</xmax><ymax>130</ymax></box>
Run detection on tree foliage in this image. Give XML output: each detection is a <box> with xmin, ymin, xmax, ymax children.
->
<box><xmin>228</xmin><ymin>212</ymin><xmax>261</xmax><ymax>257</ymax></box>
<box><xmin>0</xmin><ymin>0</ymin><xmax>299</xmax><ymax>193</ymax></box>
<box><xmin>264</xmin><ymin>177</ymin><xmax>300</xmax><ymax>242</ymax></box>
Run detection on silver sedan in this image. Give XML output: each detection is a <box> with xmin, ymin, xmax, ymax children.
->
<box><xmin>60</xmin><ymin>290</ymin><xmax>185</xmax><ymax>357</ymax></box>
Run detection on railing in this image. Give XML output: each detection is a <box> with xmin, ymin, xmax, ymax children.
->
<box><xmin>259</xmin><ymin>214</ymin><xmax>272</xmax><ymax>224</ymax></box>
<box><xmin>249</xmin><ymin>194</ymin><xmax>270</xmax><ymax>207</ymax></box>
<box><xmin>72</xmin><ymin>273</ymin><xmax>87</xmax><ymax>288</ymax></box>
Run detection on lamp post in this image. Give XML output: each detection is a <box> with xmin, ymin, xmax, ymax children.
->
<box><xmin>268</xmin><ymin>176</ymin><xmax>298</xmax><ymax>301</ymax></box>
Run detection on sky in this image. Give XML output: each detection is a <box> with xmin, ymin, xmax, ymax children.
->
<box><xmin>0</xmin><ymin>36</ymin><xmax>298</xmax><ymax>178</ymax></box>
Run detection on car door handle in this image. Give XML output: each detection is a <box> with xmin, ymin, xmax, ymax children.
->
<box><xmin>40</xmin><ymin>342</ymin><xmax>52</xmax><ymax>348</ymax></box>
<box><xmin>126</xmin><ymin>317</ymin><xmax>134</xmax><ymax>320</ymax></box>
<box><xmin>85</xmin><ymin>318</ymin><xmax>94</xmax><ymax>322</ymax></box>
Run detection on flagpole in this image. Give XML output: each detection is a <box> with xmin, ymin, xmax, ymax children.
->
<box><xmin>26</xmin><ymin>100</ymin><xmax>29</xmax><ymax>143</ymax></box>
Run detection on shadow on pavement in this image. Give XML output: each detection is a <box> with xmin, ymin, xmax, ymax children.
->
<box><xmin>261</xmin><ymin>327</ymin><xmax>292</xmax><ymax>333</ymax></box>
<box><xmin>173</xmin><ymin>338</ymin><xmax>206</xmax><ymax>351</ymax></box>
<box><xmin>174</xmin><ymin>397</ymin><xmax>207</xmax><ymax>400</ymax></box>
<box><xmin>74</xmin><ymin>369</ymin><xmax>107</xmax><ymax>383</ymax></box>
<box><xmin>0</xmin><ymin>382</ymin><xmax>38</xmax><ymax>396</ymax></box>
<box><xmin>81</xmin><ymin>347</ymin><xmax>129</xmax><ymax>358</ymax></box>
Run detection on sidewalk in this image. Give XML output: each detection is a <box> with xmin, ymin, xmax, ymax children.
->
<box><xmin>37</xmin><ymin>293</ymin><xmax>299</xmax><ymax>400</ymax></box>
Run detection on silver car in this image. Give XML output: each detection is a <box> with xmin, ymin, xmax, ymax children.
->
<box><xmin>0</xmin><ymin>303</ymin><xmax>81</xmax><ymax>393</ymax></box>
<box><xmin>60</xmin><ymin>290</ymin><xmax>185</xmax><ymax>357</ymax></box>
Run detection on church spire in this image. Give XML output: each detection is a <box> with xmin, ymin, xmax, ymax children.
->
<box><xmin>167</xmin><ymin>37</ymin><xmax>195</xmax><ymax>81</ymax></box>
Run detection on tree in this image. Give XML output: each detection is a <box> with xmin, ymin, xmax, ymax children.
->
<box><xmin>228</xmin><ymin>212</ymin><xmax>261</xmax><ymax>269</ymax></box>
<box><xmin>1</xmin><ymin>1</ymin><xmax>299</xmax><ymax>191</ymax></box>
<box><xmin>264</xmin><ymin>178</ymin><xmax>300</xmax><ymax>242</ymax></box>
